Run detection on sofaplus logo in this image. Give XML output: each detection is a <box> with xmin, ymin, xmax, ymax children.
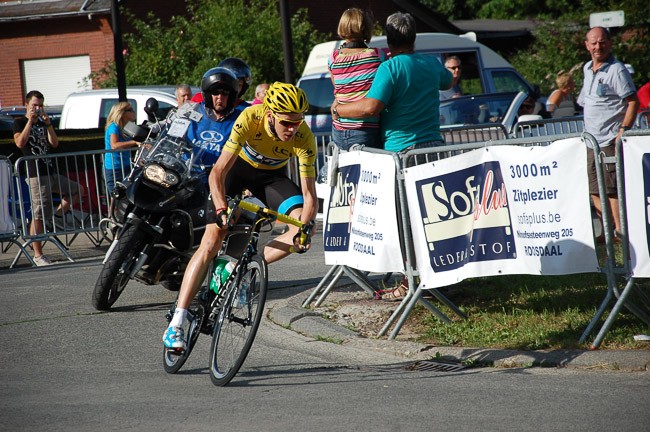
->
<box><xmin>324</xmin><ymin>165</ymin><xmax>360</xmax><ymax>251</ymax></box>
<box><xmin>643</xmin><ymin>154</ymin><xmax>650</xmax><ymax>249</ymax></box>
<box><xmin>415</xmin><ymin>161</ymin><xmax>516</xmax><ymax>272</ymax></box>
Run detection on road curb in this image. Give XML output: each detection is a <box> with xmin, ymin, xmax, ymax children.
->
<box><xmin>269</xmin><ymin>287</ymin><xmax>650</xmax><ymax>372</ymax></box>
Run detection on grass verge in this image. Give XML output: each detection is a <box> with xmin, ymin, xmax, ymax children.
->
<box><xmin>414</xmin><ymin>272</ymin><xmax>650</xmax><ymax>350</ymax></box>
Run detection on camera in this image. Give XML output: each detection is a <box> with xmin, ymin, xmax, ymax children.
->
<box><xmin>34</xmin><ymin>108</ymin><xmax>43</xmax><ymax>116</ymax></box>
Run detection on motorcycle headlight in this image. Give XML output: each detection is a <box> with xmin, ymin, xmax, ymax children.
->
<box><xmin>143</xmin><ymin>164</ymin><xmax>179</xmax><ymax>187</ymax></box>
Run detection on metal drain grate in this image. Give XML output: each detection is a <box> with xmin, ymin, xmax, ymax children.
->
<box><xmin>358</xmin><ymin>360</ymin><xmax>466</xmax><ymax>373</ymax></box>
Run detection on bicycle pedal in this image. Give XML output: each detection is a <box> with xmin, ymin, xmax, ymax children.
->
<box><xmin>165</xmin><ymin>347</ymin><xmax>185</xmax><ymax>356</ymax></box>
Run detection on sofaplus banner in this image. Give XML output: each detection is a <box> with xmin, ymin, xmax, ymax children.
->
<box><xmin>404</xmin><ymin>138</ymin><xmax>599</xmax><ymax>289</ymax></box>
<box><xmin>622</xmin><ymin>136</ymin><xmax>650</xmax><ymax>276</ymax></box>
<box><xmin>323</xmin><ymin>151</ymin><xmax>404</xmax><ymax>272</ymax></box>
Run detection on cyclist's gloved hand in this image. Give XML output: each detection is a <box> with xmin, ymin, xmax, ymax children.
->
<box><xmin>215</xmin><ymin>208</ymin><xmax>229</xmax><ymax>229</ymax></box>
<box><xmin>290</xmin><ymin>219</ymin><xmax>315</xmax><ymax>254</ymax></box>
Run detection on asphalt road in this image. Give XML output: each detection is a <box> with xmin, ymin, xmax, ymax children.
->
<box><xmin>1</xmin><ymin>253</ymin><xmax>649</xmax><ymax>431</ymax></box>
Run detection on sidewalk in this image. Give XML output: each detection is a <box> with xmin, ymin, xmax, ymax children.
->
<box><xmin>2</xmin><ymin>228</ymin><xmax>649</xmax><ymax>371</ymax></box>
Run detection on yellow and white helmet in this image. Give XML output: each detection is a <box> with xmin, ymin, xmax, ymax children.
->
<box><xmin>264</xmin><ymin>82</ymin><xmax>309</xmax><ymax>114</ymax></box>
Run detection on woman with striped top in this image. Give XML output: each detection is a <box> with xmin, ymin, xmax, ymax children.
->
<box><xmin>329</xmin><ymin>8</ymin><xmax>386</xmax><ymax>150</ymax></box>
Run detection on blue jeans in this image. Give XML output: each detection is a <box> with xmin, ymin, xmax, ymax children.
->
<box><xmin>331</xmin><ymin>127</ymin><xmax>381</xmax><ymax>150</ymax></box>
<box><xmin>104</xmin><ymin>165</ymin><xmax>130</xmax><ymax>195</ymax></box>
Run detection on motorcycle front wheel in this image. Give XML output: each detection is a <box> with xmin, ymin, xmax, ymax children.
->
<box><xmin>92</xmin><ymin>224</ymin><xmax>145</xmax><ymax>310</ymax></box>
<box><xmin>209</xmin><ymin>254</ymin><xmax>268</xmax><ymax>386</ymax></box>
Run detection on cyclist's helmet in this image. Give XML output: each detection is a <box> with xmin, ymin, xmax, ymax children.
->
<box><xmin>264</xmin><ymin>82</ymin><xmax>309</xmax><ymax>114</ymax></box>
<box><xmin>218</xmin><ymin>57</ymin><xmax>252</xmax><ymax>97</ymax></box>
<box><xmin>200</xmin><ymin>67</ymin><xmax>240</xmax><ymax>112</ymax></box>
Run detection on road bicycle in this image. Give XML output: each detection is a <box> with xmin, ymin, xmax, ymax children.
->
<box><xmin>163</xmin><ymin>196</ymin><xmax>314</xmax><ymax>386</ymax></box>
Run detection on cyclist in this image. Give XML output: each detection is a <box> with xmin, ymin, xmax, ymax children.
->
<box><xmin>164</xmin><ymin>82</ymin><xmax>318</xmax><ymax>350</ymax></box>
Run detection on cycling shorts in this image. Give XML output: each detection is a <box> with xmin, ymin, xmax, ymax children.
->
<box><xmin>206</xmin><ymin>157</ymin><xmax>303</xmax><ymax>224</ymax></box>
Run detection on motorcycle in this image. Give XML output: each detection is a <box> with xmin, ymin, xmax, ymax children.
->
<box><xmin>92</xmin><ymin>99</ymin><xmax>209</xmax><ymax>310</ymax></box>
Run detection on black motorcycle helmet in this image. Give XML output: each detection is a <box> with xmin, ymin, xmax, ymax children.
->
<box><xmin>200</xmin><ymin>67</ymin><xmax>240</xmax><ymax>113</ymax></box>
<box><xmin>218</xmin><ymin>57</ymin><xmax>252</xmax><ymax>97</ymax></box>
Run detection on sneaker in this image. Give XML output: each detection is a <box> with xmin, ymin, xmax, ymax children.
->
<box><xmin>33</xmin><ymin>255</ymin><xmax>53</xmax><ymax>266</ymax></box>
<box><xmin>163</xmin><ymin>326</ymin><xmax>186</xmax><ymax>350</ymax></box>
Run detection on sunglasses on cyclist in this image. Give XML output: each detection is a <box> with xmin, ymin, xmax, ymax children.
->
<box><xmin>270</xmin><ymin>111</ymin><xmax>304</xmax><ymax>128</ymax></box>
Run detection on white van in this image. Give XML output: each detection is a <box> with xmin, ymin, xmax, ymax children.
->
<box><xmin>59</xmin><ymin>85</ymin><xmax>200</xmax><ymax>129</ymax></box>
<box><xmin>298</xmin><ymin>33</ymin><xmax>536</xmax><ymax>134</ymax></box>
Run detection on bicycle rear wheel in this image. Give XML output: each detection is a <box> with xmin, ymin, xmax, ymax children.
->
<box><xmin>209</xmin><ymin>254</ymin><xmax>267</xmax><ymax>386</ymax></box>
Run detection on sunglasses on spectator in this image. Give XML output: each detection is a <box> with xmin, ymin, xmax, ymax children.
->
<box><xmin>125</xmin><ymin>107</ymin><xmax>134</xmax><ymax>112</ymax></box>
<box><xmin>270</xmin><ymin>111</ymin><xmax>304</xmax><ymax>127</ymax></box>
<box><xmin>447</xmin><ymin>66</ymin><xmax>461</xmax><ymax>70</ymax></box>
<box><xmin>212</xmin><ymin>89</ymin><xmax>232</xmax><ymax>96</ymax></box>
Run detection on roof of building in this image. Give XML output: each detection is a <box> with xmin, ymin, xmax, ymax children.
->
<box><xmin>0</xmin><ymin>0</ymin><xmax>110</xmax><ymax>22</ymax></box>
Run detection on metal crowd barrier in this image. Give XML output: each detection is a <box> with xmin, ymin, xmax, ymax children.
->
<box><xmin>6</xmin><ymin>148</ymin><xmax>135</xmax><ymax>267</ymax></box>
<box><xmin>582</xmin><ymin>128</ymin><xmax>650</xmax><ymax>348</ymax></box>
<box><xmin>441</xmin><ymin>124</ymin><xmax>508</xmax><ymax>146</ymax></box>
<box><xmin>512</xmin><ymin>116</ymin><xmax>584</xmax><ymax>143</ymax></box>
<box><xmin>382</xmin><ymin>132</ymin><xmax>588</xmax><ymax>339</ymax></box>
<box><xmin>1</xmin><ymin>156</ymin><xmax>35</xmax><ymax>266</ymax></box>
<box><xmin>307</xmin><ymin>130</ymin><xmax>649</xmax><ymax>347</ymax></box>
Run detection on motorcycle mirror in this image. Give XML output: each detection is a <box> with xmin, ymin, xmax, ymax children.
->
<box><xmin>144</xmin><ymin>98</ymin><xmax>159</xmax><ymax>123</ymax></box>
<box><xmin>123</xmin><ymin>121</ymin><xmax>149</xmax><ymax>142</ymax></box>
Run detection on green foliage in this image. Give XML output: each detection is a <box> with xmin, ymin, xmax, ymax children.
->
<box><xmin>509</xmin><ymin>16</ymin><xmax>650</xmax><ymax>95</ymax></box>
<box><xmin>90</xmin><ymin>0</ymin><xmax>327</xmax><ymax>100</ymax></box>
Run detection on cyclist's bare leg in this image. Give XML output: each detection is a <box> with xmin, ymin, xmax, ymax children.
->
<box><xmin>263</xmin><ymin>207</ymin><xmax>308</xmax><ymax>264</ymax></box>
<box><xmin>176</xmin><ymin>223</ymin><xmax>226</xmax><ymax>309</ymax></box>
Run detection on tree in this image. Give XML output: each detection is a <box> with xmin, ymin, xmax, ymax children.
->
<box><xmin>420</xmin><ymin>0</ymin><xmax>650</xmax><ymax>93</ymax></box>
<box><xmin>90</xmin><ymin>0</ymin><xmax>328</xmax><ymax>99</ymax></box>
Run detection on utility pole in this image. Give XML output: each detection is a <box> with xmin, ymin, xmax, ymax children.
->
<box><xmin>111</xmin><ymin>0</ymin><xmax>127</xmax><ymax>101</ymax></box>
<box><xmin>279</xmin><ymin>0</ymin><xmax>295</xmax><ymax>83</ymax></box>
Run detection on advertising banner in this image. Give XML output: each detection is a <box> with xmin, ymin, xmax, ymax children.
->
<box><xmin>622</xmin><ymin>136</ymin><xmax>650</xmax><ymax>276</ymax></box>
<box><xmin>323</xmin><ymin>151</ymin><xmax>404</xmax><ymax>272</ymax></box>
<box><xmin>403</xmin><ymin>138</ymin><xmax>599</xmax><ymax>289</ymax></box>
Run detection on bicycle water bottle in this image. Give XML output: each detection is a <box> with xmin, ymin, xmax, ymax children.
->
<box><xmin>209</xmin><ymin>257</ymin><xmax>230</xmax><ymax>294</ymax></box>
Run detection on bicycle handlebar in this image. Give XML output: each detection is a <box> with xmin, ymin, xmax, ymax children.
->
<box><xmin>227</xmin><ymin>196</ymin><xmax>315</xmax><ymax>253</ymax></box>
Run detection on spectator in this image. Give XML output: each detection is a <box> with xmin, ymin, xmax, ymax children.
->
<box><xmin>517</xmin><ymin>96</ymin><xmax>537</xmax><ymax>118</ymax></box>
<box><xmin>637</xmin><ymin>81</ymin><xmax>650</xmax><ymax>110</ymax></box>
<box><xmin>439</xmin><ymin>56</ymin><xmax>463</xmax><ymax>100</ymax></box>
<box><xmin>546</xmin><ymin>72</ymin><xmax>575</xmax><ymax>114</ymax></box>
<box><xmin>332</xmin><ymin>12</ymin><xmax>452</xmax><ymax>300</ymax></box>
<box><xmin>12</xmin><ymin>90</ymin><xmax>83</xmax><ymax>266</ymax></box>
<box><xmin>329</xmin><ymin>7</ymin><xmax>386</xmax><ymax>149</ymax></box>
<box><xmin>175</xmin><ymin>84</ymin><xmax>192</xmax><ymax>107</ymax></box>
<box><xmin>332</xmin><ymin>12</ymin><xmax>452</xmax><ymax>154</ymax></box>
<box><xmin>577</xmin><ymin>26</ymin><xmax>639</xmax><ymax>240</ymax></box>
<box><xmin>251</xmin><ymin>83</ymin><xmax>269</xmax><ymax>105</ymax></box>
<box><xmin>103</xmin><ymin>102</ymin><xmax>140</xmax><ymax>195</ymax></box>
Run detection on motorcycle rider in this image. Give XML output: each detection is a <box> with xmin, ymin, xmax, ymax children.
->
<box><xmin>179</xmin><ymin>67</ymin><xmax>245</xmax><ymax>167</ymax></box>
<box><xmin>164</xmin><ymin>82</ymin><xmax>317</xmax><ymax>350</ymax></box>
<box><xmin>218</xmin><ymin>57</ymin><xmax>253</xmax><ymax>107</ymax></box>
<box><xmin>190</xmin><ymin>57</ymin><xmax>252</xmax><ymax>108</ymax></box>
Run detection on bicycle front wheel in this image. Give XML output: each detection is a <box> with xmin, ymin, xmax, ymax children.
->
<box><xmin>209</xmin><ymin>254</ymin><xmax>268</xmax><ymax>386</ymax></box>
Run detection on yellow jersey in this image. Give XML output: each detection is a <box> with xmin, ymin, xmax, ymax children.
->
<box><xmin>223</xmin><ymin>104</ymin><xmax>317</xmax><ymax>178</ymax></box>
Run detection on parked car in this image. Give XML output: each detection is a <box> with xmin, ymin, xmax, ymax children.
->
<box><xmin>298</xmin><ymin>32</ymin><xmax>538</xmax><ymax>135</ymax></box>
<box><xmin>58</xmin><ymin>85</ymin><xmax>200</xmax><ymax>129</ymax></box>
<box><xmin>440</xmin><ymin>91</ymin><xmax>584</xmax><ymax>137</ymax></box>
<box><xmin>0</xmin><ymin>106</ymin><xmax>63</xmax><ymax>130</ymax></box>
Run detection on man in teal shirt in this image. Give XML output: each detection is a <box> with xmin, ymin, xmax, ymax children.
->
<box><xmin>331</xmin><ymin>12</ymin><xmax>452</xmax><ymax>153</ymax></box>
